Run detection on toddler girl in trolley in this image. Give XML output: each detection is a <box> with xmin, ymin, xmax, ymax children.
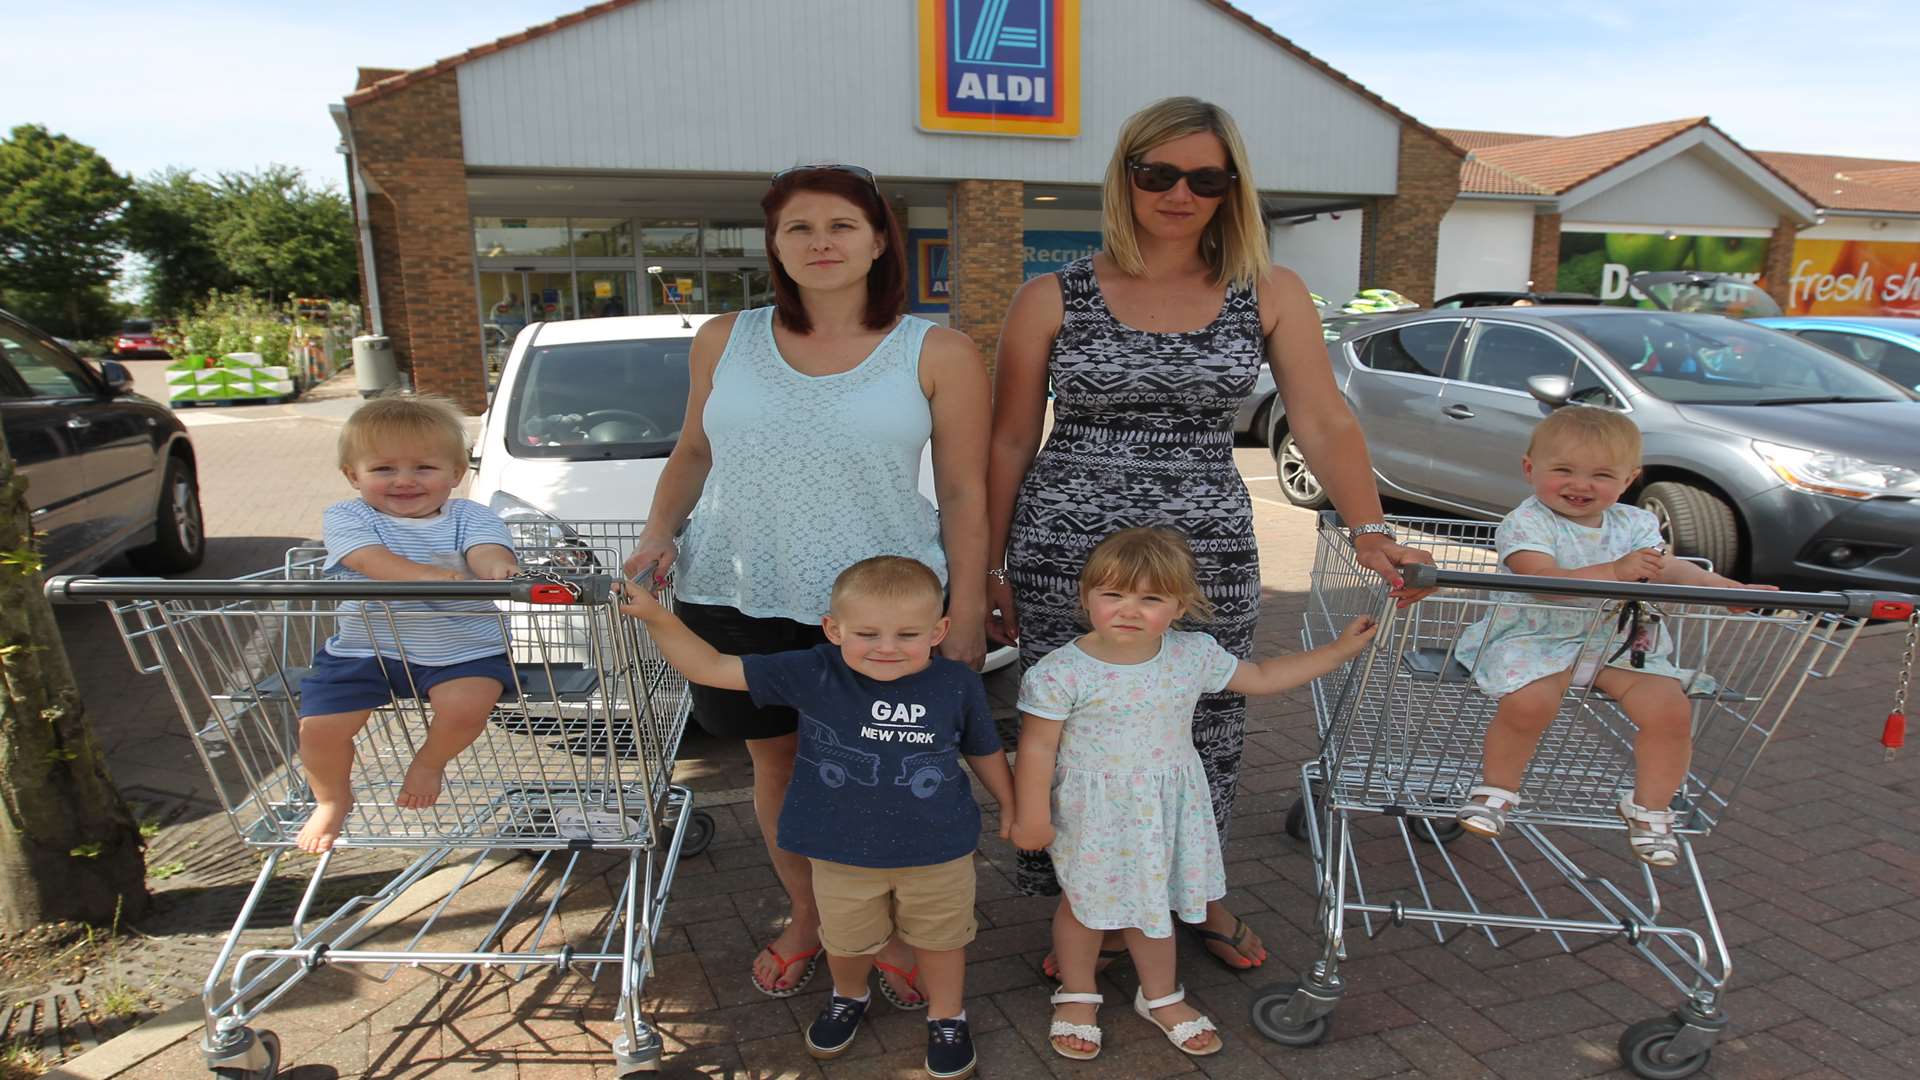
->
<box><xmin>1010</xmin><ymin>527</ymin><xmax>1376</xmax><ymax>1061</ymax></box>
<box><xmin>1454</xmin><ymin>406</ymin><xmax>1773</xmax><ymax>867</ymax></box>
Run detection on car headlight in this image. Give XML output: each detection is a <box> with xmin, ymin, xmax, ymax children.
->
<box><xmin>1753</xmin><ymin>441</ymin><xmax>1920</xmax><ymax>499</ymax></box>
<box><xmin>487</xmin><ymin>490</ymin><xmax>600</xmax><ymax>570</ymax></box>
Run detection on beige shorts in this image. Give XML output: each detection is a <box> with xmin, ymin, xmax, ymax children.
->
<box><xmin>809</xmin><ymin>854</ymin><xmax>978</xmax><ymax>955</ymax></box>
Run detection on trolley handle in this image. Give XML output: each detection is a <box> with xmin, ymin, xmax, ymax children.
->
<box><xmin>43</xmin><ymin>574</ymin><xmax>615</xmax><ymax>606</ymax></box>
<box><xmin>1399</xmin><ymin>563</ymin><xmax>1916</xmax><ymax>620</ymax></box>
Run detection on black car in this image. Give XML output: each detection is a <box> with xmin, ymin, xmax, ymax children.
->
<box><xmin>1</xmin><ymin>309</ymin><xmax>205</xmax><ymax>576</ymax></box>
<box><xmin>1433</xmin><ymin>290</ymin><xmax>1600</xmax><ymax>308</ymax></box>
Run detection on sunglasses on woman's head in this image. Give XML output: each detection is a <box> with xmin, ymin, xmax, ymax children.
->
<box><xmin>771</xmin><ymin>163</ymin><xmax>882</xmax><ymax>196</ymax></box>
<box><xmin>1128</xmin><ymin>159</ymin><xmax>1237</xmax><ymax>198</ymax></box>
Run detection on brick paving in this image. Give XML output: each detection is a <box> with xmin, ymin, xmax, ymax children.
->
<box><xmin>48</xmin><ymin>404</ymin><xmax>1920</xmax><ymax>1077</ymax></box>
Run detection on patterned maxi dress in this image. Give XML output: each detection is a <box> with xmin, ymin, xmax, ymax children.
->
<box><xmin>1005</xmin><ymin>255</ymin><xmax>1266</xmax><ymax>897</ymax></box>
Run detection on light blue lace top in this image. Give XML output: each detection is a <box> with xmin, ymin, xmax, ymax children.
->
<box><xmin>673</xmin><ymin>306</ymin><xmax>947</xmax><ymax>622</ymax></box>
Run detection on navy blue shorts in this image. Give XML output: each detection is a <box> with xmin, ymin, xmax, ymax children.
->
<box><xmin>298</xmin><ymin>649</ymin><xmax>515</xmax><ymax>717</ymax></box>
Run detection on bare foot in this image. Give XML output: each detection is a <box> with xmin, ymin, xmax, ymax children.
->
<box><xmin>396</xmin><ymin>759</ymin><xmax>445</xmax><ymax>809</ymax></box>
<box><xmin>751</xmin><ymin>920</ymin><xmax>822</xmax><ymax>993</ymax></box>
<box><xmin>1150</xmin><ymin>998</ymin><xmax>1220</xmax><ymax>1053</ymax></box>
<box><xmin>875</xmin><ymin>938</ymin><xmax>925</xmax><ymax>1007</ymax></box>
<box><xmin>1196</xmin><ymin>906</ymin><xmax>1266</xmax><ymax>969</ymax></box>
<box><xmin>1040</xmin><ymin>931</ymin><xmax>1126</xmax><ymax>980</ymax></box>
<box><xmin>296</xmin><ymin>799</ymin><xmax>351</xmax><ymax>854</ymax></box>
<box><xmin>1050</xmin><ymin>997</ymin><xmax>1100</xmax><ymax>1055</ymax></box>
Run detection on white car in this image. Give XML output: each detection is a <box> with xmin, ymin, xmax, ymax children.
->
<box><xmin>469</xmin><ymin>313</ymin><xmax>1015</xmax><ymax>671</ymax></box>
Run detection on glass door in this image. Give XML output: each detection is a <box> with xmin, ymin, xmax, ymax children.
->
<box><xmin>526</xmin><ymin>271</ymin><xmax>578</xmax><ymax>324</ymax></box>
<box><xmin>578</xmin><ymin>270</ymin><xmax>637</xmax><ymax>318</ymax></box>
<box><xmin>705</xmin><ymin>265</ymin><xmax>774</xmax><ymax>314</ymax></box>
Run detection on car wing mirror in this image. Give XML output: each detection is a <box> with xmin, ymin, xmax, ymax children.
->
<box><xmin>1527</xmin><ymin>374</ymin><xmax>1572</xmax><ymax>407</ymax></box>
<box><xmin>98</xmin><ymin>359</ymin><xmax>134</xmax><ymax>396</ymax></box>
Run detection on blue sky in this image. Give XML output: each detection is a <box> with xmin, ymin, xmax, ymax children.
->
<box><xmin>2</xmin><ymin>0</ymin><xmax>1911</xmax><ymax>190</ymax></box>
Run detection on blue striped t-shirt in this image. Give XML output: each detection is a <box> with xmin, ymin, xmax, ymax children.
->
<box><xmin>321</xmin><ymin>498</ymin><xmax>515</xmax><ymax>664</ymax></box>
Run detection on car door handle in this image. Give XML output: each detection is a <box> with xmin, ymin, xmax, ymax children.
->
<box><xmin>1442</xmin><ymin>404</ymin><xmax>1476</xmax><ymax>419</ymax></box>
<box><xmin>65</xmin><ymin>417</ymin><xmax>93</xmax><ymax>430</ymax></box>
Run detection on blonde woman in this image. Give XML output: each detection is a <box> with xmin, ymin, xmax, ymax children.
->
<box><xmin>985</xmin><ymin>97</ymin><xmax>1431</xmax><ymax>985</ymax></box>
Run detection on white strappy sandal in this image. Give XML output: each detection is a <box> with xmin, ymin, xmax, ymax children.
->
<box><xmin>1456</xmin><ymin>784</ymin><xmax>1522</xmax><ymax>838</ymax></box>
<box><xmin>1617</xmin><ymin>794</ymin><xmax>1681</xmax><ymax>868</ymax></box>
<box><xmin>1134</xmin><ymin>985</ymin><xmax>1220</xmax><ymax>1056</ymax></box>
<box><xmin>1047</xmin><ymin>990</ymin><xmax>1103</xmax><ymax>1060</ymax></box>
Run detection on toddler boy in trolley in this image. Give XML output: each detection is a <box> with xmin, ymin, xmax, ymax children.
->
<box><xmin>622</xmin><ymin>556</ymin><xmax>1014</xmax><ymax>1079</ymax></box>
<box><xmin>296</xmin><ymin>395</ymin><xmax>520</xmax><ymax>855</ymax></box>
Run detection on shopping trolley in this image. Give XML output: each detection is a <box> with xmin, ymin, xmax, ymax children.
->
<box><xmin>46</xmin><ymin>526</ymin><xmax>706</xmax><ymax>1078</ymax></box>
<box><xmin>1252</xmin><ymin>513</ymin><xmax>1917</xmax><ymax>1079</ymax></box>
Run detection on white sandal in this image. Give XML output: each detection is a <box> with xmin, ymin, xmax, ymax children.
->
<box><xmin>1617</xmin><ymin>794</ymin><xmax>1681</xmax><ymax>868</ymax></box>
<box><xmin>1047</xmin><ymin>990</ymin><xmax>1103</xmax><ymax>1060</ymax></box>
<box><xmin>1134</xmin><ymin>985</ymin><xmax>1220</xmax><ymax>1056</ymax></box>
<box><xmin>1456</xmin><ymin>784</ymin><xmax>1521</xmax><ymax>838</ymax></box>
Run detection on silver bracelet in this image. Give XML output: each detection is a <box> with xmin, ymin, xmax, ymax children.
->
<box><xmin>1347</xmin><ymin>522</ymin><xmax>1396</xmax><ymax>545</ymax></box>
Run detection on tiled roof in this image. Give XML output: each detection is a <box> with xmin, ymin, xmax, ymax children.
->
<box><xmin>1754</xmin><ymin>151</ymin><xmax>1920</xmax><ymax>214</ymax></box>
<box><xmin>1459</xmin><ymin>157</ymin><xmax>1550</xmax><ymax>196</ymax></box>
<box><xmin>1461</xmin><ymin>118</ymin><xmax>1708</xmax><ymax>196</ymax></box>
<box><xmin>1438</xmin><ymin>128</ymin><xmax>1545</xmax><ymax>152</ymax></box>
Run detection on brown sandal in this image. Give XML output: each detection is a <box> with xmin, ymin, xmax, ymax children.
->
<box><xmin>1186</xmin><ymin>917</ymin><xmax>1263</xmax><ymax>971</ymax></box>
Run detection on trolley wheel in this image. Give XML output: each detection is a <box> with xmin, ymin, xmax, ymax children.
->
<box><xmin>682</xmin><ymin>810</ymin><xmax>715</xmax><ymax>857</ymax></box>
<box><xmin>1250</xmin><ymin>983</ymin><xmax>1331</xmax><ymax>1047</ymax></box>
<box><xmin>1284</xmin><ymin>797</ymin><xmax>1308</xmax><ymax>842</ymax></box>
<box><xmin>1618</xmin><ymin>1016</ymin><xmax>1712</xmax><ymax>1079</ymax></box>
<box><xmin>1411</xmin><ymin>818</ymin><xmax>1466</xmax><ymax>845</ymax></box>
<box><xmin>212</xmin><ymin>1030</ymin><xmax>280</xmax><ymax>1080</ymax></box>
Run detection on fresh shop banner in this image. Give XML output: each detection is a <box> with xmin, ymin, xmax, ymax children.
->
<box><xmin>1557</xmin><ymin>231</ymin><xmax>1770</xmax><ymax>304</ymax></box>
<box><xmin>1786</xmin><ymin>239</ymin><xmax>1920</xmax><ymax>316</ymax></box>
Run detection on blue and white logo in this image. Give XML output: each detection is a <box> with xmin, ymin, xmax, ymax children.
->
<box><xmin>952</xmin><ymin>0</ymin><xmax>1047</xmax><ymax>70</ymax></box>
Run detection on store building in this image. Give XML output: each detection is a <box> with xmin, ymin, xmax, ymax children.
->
<box><xmin>333</xmin><ymin>0</ymin><xmax>1463</xmax><ymax>411</ymax></box>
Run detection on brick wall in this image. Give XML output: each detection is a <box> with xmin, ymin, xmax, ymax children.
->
<box><xmin>1361</xmin><ymin>126</ymin><xmax>1464</xmax><ymax>306</ymax></box>
<box><xmin>344</xmin><ymin>72</ymin><xmax>487</xmax><ymax>413</ymax></box>
<box><xmin>1763</xmin><ymin>214</ymin><xmax>1802</xmax><ymax>309</ymax></box>
<box><xmin>1529</xmin><ymin>212</ymin><xmax>1562</xmax><ymax>291</ymax></box>
<box><xmin>948</xmin><ymin>180</ymin><xmax>1024</xmax><ymax>373</ymax></box>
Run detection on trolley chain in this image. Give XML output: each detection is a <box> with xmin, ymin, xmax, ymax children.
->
<box><xmin>509</xmin><ymin>569</ymin><xmax>585</xmax><ymax>604</ymax></box>
<box><xmin>1884</xmin><ymin>611</ymin><xmax>1918</xmax><ymax>762</ymax></box>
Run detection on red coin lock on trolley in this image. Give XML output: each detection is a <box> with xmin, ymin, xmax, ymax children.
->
<box><xmin>1883</xmin><ymin>600</ymin><xmax>1917</xmax><ymax>763</ymax></box>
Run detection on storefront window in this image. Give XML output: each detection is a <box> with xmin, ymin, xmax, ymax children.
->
<box><xmin>703</xmin><ymin>222</ymin><xmax>766</xmax><ymax>259</ymax></box>
<box><xmin>705</xmin><ymin>267</ymin><xmax>773</xmax><ymax>314</ymax></box>
<box><xmin>474</xmin><ymin>216</ymin><xmax>569</xmax><ymax>259</ymax></box>
<box><xmin>641</xmin><ymin>219</ymin><xmax>701</xmax><ymax>258</ymax></box>
<box><xmin>572</xmin><ymin>218</ymin><xmax>634</xmax><ymax>258</ymax></box>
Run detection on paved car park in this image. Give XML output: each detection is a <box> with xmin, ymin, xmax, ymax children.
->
<box><xmin>45</xmin><ymin>388</ymin><xmax>1920</xmax><ymax>1078</ymax></box>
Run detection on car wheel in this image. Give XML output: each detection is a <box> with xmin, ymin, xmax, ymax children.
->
<box><xmin>127</xmin><ymin>454</ymin><xmax>206</xmax><ymax>574</ymax></box>
<box><xmin>1274</xmin><ymin>431</ymin><xmax>1330</xmax><ymax>510</ymax></box>
<box><xmin>1245</xmin><ymin>397</ymin><xmax>1273</xmax><ymax>447</ymax></box>
<box><xmin>1637</xmin><ymin>481</ymin><xmax>1738</xmax><ymax>574</ymax></box>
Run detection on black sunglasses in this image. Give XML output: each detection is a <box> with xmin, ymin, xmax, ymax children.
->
<box><xmin>771</xmin><ymin>163</ymin><xmax>882</xmax><ymax>196</ymax></box>
<box><xmin>1128</xmin><ymin>159</ymin><xmax>1237</xmax><ymax>198</ymax></box>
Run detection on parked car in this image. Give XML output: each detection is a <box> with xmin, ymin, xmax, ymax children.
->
<box><xmin>1434</xmin><ymin>290</ymin><xmax>1600</xmax><ymax>309</ymax></box>
<box><xmin>467</xmin><ymin>313</ymin><xmax>1016</xmax><ymax>670</ymax></box>
<box><xmin>1233</xmin><ymin>311</ymin><xmax>1387</xmax><ymax>445</ymax></box>
<box><xmin>1629</xmin><ymin>271</ymin><xmax>1782</xmax><ymax>318</ymax></box>
<box><xmin>1753</xmin><ymin>316</ymin><xmax>1920</xmax><ymax>393</ymax></box>
<box><xmin>1268</xmin><ymin>307</ymin><xmax>1920</xmax><ymax>591</ymax></box>
<box><xmin>110</xmin><ymin>319</ymin><xmax>172</xmax><ymax>359</ymax></box>
<box><xmin>1</xmin><ymin>309</ymin><xmax>205</xmax><ymax>576</ymax></box>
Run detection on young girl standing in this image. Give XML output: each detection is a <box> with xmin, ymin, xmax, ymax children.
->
<box><xmin>1010</xmin><ymin>528</ymin><xmax>1376</xmax><ymax>1059</ymax></box>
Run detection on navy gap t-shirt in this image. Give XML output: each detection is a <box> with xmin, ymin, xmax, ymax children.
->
<box><xmin>744</xmin><ymin>645</ymin><xmax>997</xmax><ymax>868</ymax></box>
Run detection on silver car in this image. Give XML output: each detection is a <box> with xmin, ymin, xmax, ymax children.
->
<box><xmin>1269</xmin><ymin>307</ymin><xmax>1920</xmax><ymax>591</ymax></box>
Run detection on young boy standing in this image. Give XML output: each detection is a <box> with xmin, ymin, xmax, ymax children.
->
<box><xmin>623</xmin><ymin>556</ymin><xmax>1013</xmax><ymax>1079</ymax></box>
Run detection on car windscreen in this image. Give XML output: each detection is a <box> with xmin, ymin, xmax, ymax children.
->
<box><xmin>1562</xmin><ymin>314</ymin><xmax>1913</xmax><ymax>405</ymax></box>
<box><xmin>120</xmin><ymin>320</ymin><xmax>154</xmax><ymax>334</ymax></box>
<box><xmin>1632</xmin><ymin>278</ymin><xmax>1782</xmax><ymax>318</ymax></box>
<box><xmin>505</xmin><ymin>337</ymin><xmax>690</xmax><ymax>460</ymax></box>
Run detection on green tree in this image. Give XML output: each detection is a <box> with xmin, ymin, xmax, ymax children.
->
<box><xmin>208</xmin><ymin>166</ymin><xmax>357</xmax><ymax>303</ymax></box>
<box><xmin>0</xmin><ymin>125</ymin><xmax>132</xmax><ymax>337</ymax></box>
<box><xmin>0</xmin><ymin>425</ymin><xmax>149</xmax><ymax>930</ymax></box>
<box><xmin>124</xmin><ymin>168</ymin><xmax>232</xmax><ymax>319</ymax></box>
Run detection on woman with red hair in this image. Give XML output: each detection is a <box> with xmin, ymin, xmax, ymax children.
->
<box><xmin>625</xmin><ymin>165</ymin><xmax>990</xmax><ymax>1005</ymax></box>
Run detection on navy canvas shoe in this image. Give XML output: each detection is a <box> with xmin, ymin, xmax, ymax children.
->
<box><xmin>805</xmin><ymin>993</ymin><xmax>869</xmax><ymax>1060</ymax></box>
<box><xmin>925</xmin><ymin>1016</ymin><xmax>976</xmax><ymax>1078</ymax></box>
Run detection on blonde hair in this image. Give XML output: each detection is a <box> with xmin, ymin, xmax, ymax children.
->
<box><xmin>1527</xmin><ymin>407</ymin><xmax>1642</xmax><ymax>468</ymax></box>
<box><xmin>830</xmin><ymin>556</ymin><xmax>945</xmax><ymax>614</ymax></box>
<box><xmin>1101</xmin><ymin>97</ymin><xmax>1271</xmax><ymax>289</ymax></box>
<box><xmin>1080</xmin><ymin>527</ymin><xmax>1213</xmax><ymax>621</ymax></box>
<box><xmin>337</xmin><ymin>394</ymin><xmax>470</xmax><ymax>472</ymax></box>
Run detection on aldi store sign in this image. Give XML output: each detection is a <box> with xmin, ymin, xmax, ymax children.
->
<box><xmin>918</xmin><ymin>0</ymin><xmax>1079</xmax><ymax>137</ymax></box>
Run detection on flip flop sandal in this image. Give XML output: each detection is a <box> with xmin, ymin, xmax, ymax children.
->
<box><xmin>1041</xmin><ymin>948</ymin><xmax>1127</xmax><ymax>982</ymax></box>
<box><xmin>750</xmin><ymin>944</ymin><xmax>821</xmax><ymax>999</ymax></box>
<box><xmin>1186</xmin><ymin>917</ymin><xmax>1263</xmax><ymax>971</ymax></box>
<box><xmin>1134</xmin><ymin>985</ymin><xmax>1220</xmax><ymax>1057</ymax></box>
<box><xmin>874</xmin><ymin>960</ymin><xmax>926</xmax><ymax>1010</ymax></box>
<box><xmin>1617</xmin><ymin>794</ymin><xmax>1681</xmax><ymax>868</ymax></box>
<box><xmin>1456</xmin><ymin>784</ymin><xmax>1521</xmax><ymax>838</ymax></box>
<box><xmin>1047</xmin><ymin>990</ymin><xmax>1104</xmax><ymax>1060</ymax></box>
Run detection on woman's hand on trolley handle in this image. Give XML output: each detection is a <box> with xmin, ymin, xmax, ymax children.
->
<box><xmin>1352</xmin><ymin>534</ymin><xmax>1438</xmax><ymax>608</ymax></box>
<box><xmin>622</xmin><ymin>530</ymin><xmax>677</xmax><ymax>588</ymax></box>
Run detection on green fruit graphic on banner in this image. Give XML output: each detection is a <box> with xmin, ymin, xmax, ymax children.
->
<box><xmin>1604</xmin><ymin>233</ymin><xmax>1693</xmax><ymax>273</ymax></box>
<box><xmin>1562</xmin><ymin>231</ymin><xmax>1770</xmax><ymax>305</ymax></box>
<box><xmin>1695</xmin><ymin>235</ymin><xmax>1768</xmax><ymax>274</ymax></box>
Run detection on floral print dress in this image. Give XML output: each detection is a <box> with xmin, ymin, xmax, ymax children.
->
<box><xmin>1016</xmin><ymin>630</ymin><xmax>1240</xmax><ymax>937</ymax></box>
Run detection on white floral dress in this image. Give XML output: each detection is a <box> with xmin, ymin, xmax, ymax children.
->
<box><xmin>1455</xmin><ymin>497</ymin><xmax>1697</xmax><ymax>697</ymax></box>
<box><xmin>1017</xmin><ymin>631</ymin><xmax>1239</xmax><ymax>937</ymax></box>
